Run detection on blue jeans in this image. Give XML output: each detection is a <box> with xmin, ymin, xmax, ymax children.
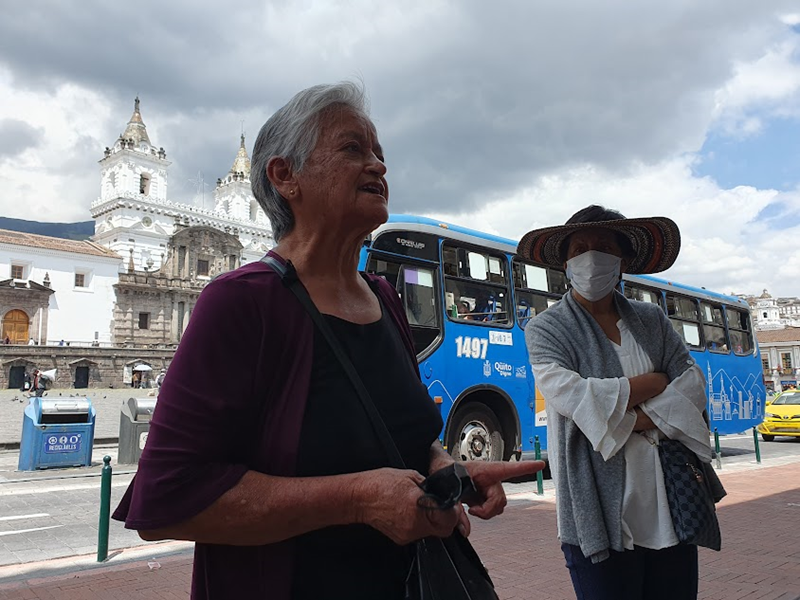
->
<box><xmin>561</xmin><ymin>543</ymin><xmax>698</xmax><ymax>600</ymax></box>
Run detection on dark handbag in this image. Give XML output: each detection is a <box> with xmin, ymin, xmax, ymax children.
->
<box><xmin>658</xmin><ymin>439</ymin><xmax>722</xmax><ymax>551</ymax></box>
<box><xmin>261</xmin><ymin>255</ymin><xmax>499</xmax><ymax>600</ymax></box>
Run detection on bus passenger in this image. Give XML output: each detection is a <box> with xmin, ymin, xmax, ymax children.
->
<box><xmin>520</xmin><ymin>205</ymin><xmax>714</xmax><ymax>600</ymax></box>
<box><xmin>113</xmin><ymin>81</ymin><xmax>543</xmax><ymax>600</ymax></box>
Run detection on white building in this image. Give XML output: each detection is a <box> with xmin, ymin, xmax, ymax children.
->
<box><xmin>747</xmin><ymin>289</ymin><xmax>800</xmax><ymax>331</ymax></box>
<box><xmin>756</xmin><ymin>327</ymin><xmax>800</xmax><ymax>393</ymax></box>
<box><xmin>91</xmin><ymin>98</ymin><xmax>273</xmax><ymax>272</ymax></box>
<box><xmin>0</xmin><ymin>230</ymin><xmax>121</xmax><ymax>345</ymax></box>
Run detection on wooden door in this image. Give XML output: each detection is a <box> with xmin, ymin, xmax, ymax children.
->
<box><xmin>2</xmin><ymin>310</ymin><xmax>29</xmax><ymax>344</ymax></box>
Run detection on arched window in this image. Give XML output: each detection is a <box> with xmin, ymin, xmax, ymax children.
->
<box><xmin>139</xmin><ymin>173</ymin><xmax>151</xmax><ymax>195</ymax></box>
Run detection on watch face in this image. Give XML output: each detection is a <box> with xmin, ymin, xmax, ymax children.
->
<box><xmin>142</xmin><ymin>217</ymin><xmax>152</xmax><ymax>227</ymax></box>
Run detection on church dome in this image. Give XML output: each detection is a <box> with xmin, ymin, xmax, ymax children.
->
<box><xmin>230</xmin><ymin>133</ymin><xmax>251</xmax><ymax>178</ymax></box>
<box><xmin>120</xmin><ymin>97</ymin><xmax>151</xmax><ymax>146</ymax></box>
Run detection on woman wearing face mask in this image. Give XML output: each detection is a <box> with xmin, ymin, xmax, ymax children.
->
<box><xmin>518</xmin><ymin>205</ymin><xmax>712</xmax><ymax>600</ymax></box>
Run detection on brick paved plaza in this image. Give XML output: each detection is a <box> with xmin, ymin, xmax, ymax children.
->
<box><xmin>0</xmin><ymin>460</ymin><xmax>797</xmax><ymax>599</ymax></box>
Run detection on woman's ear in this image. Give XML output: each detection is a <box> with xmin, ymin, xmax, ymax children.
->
<box><xmin>266</xmin><ymin>156</ymin><xmax>298</xmax><ymax>200</ymax></box>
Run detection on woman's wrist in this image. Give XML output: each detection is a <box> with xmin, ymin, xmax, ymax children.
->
<box><xmin>428</xmin><ymin>441</ymin><xmax>455</xmax><ymax>474</ymax></box>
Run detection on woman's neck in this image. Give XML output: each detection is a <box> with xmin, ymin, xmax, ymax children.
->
<box><xmin>272</xmin><ymin>226</ymin><xmax>366</xmax><ymax>286</ymax></box>
<box><xmin>571</xmin><ymin>289</ymin><xmax>618</xmax><ymax>319</ymax></box>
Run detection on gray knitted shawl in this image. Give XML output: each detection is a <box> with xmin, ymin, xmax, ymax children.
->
<box><xmin>525</xmin><ymin>290</ymin><xmax>693</xmax><ymax>562</ymax></box>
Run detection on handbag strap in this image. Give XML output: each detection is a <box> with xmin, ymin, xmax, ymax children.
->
<box><xmin>261</xmin><ymin>254</ymin><xmax>406</xmax><ymax>470</ymax></box>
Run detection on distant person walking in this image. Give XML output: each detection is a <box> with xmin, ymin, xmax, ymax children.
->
<box><xmin>156</xmin><ymin>369</ymin><xmax>166</xmax><ymax>389</ymax></box>
<box><xmin>3</xmin><ymin>334</ymin><xmax>9</xmax><ymax>345</ymax></box>
<box><xmin>32</xmin><ymin>370</ymin><xmax>45</xmax><ymax>397</ymax></box>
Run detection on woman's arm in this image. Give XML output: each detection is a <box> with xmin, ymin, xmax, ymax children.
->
<box><xmin>532</xmin><ymin>363</ymin><xmax>667</xmax><ymax>459</ymax></box>
<box><xmin>628</xmin><ymin>373</ymin><xmax>670</xmax><ymax>409</ymax></box>
<box><xmin>140</xmin><ymin>467</ymin><xmax>460</xmax><ymax>547</ymax></box>
<box><xmin>639</xmin><ymin>365</ymin><xmax>712</xmax><ymax>460</ymax></box>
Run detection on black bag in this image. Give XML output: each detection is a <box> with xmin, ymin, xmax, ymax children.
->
<box><xmin>658</xmin><ymin>439</ymin><xmax>722</xmax><ymax>551</ymax></box>
<box><xmin>262</xmin><ymin>255</ymin><xmax>499</xmax><ymax>600</ymax></box>
<box><xmin>407</xmin><ymin>533</ymin><xmax>499</xmax><ymax>600</ymax></box>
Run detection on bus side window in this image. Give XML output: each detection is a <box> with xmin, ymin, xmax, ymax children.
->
<box><xmin>624</xmin><ymin>284</ymin><xmax>663</xmax><ymax>307</ymax></box>
<box><xmin>443</xmin><ymin>247</ymin><xmax>459</xmax><ymax>277</ymax></box>
<box><xmin>515</xmin><ymin>291</ymin><xmax>550</xmax><ymax>328</ymax></box>
<box><xmin>512</xmin><ymin>259</ymin><xmax>565</xmax><ymax>328</ymax></box>
<box><xmin>727</xmin><ymin>308</ymin><xmax>753</xmax><ymax>355</ymax></box>
<box><xmin>444</xmin><ymin>244</ymin><xmax>510</xmax><ymax>325</ymax></box>
<box><xmin>666</xmin><ymin>294</ymin><xmax>702</xmax><ymax>348</ymax></box>
<box><xmin>700</xmin><ymin>302</ymin><xmax>728</xmax><ymax>353</ymax></box>
<box><xmin>547</xmin><ymin>270</ymin><xmax>568</xmax><ymax>295</ymax></box>
<box><xmin>399</xmin><ymin>266</ymin><xmax>437</xmax><ymax>327</ymax></box>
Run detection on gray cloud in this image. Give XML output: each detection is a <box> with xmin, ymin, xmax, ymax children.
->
<box><xmin>0</xmin><ymin>119</ymin><xmax>43</xmax><ymax>158</ymax></box>
<box><xmin>0</xmin><ymin>0</ymin><xmax>797</xmax><ymax>218</ymax></box>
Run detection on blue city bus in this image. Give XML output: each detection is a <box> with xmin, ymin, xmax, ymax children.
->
<box><xmin>359</xmin><ymin>215</ymin><xmax>765</xmax><ymax>461</ymax></box>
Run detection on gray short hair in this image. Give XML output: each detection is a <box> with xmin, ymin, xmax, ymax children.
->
<box><xmin>251</xmin><ymin>82</ymin><xmax>369</xmax><ymax>241</ymax></box>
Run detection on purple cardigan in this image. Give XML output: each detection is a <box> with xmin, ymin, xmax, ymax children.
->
<box><xmin>113</xmin><ymin>252</ymin><xmax>418</xmax><ymax>600</ymax></box>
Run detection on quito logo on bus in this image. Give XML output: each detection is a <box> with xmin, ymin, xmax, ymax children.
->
<box><xmin>494</xmin><ymin>362</ymin><xmax>513</xmax><ymax>377</ymax></box>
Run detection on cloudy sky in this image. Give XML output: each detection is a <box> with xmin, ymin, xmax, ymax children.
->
<box><xmin>1</xmin><ymin>1</ymin><xmax>799</xmax><ymax>296</ymax></box>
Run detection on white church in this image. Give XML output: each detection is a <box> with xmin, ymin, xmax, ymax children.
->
<box><xmin>0</xmin><ymin>99</ymin><xmax>274</xmax><ymax>346</ymax></box>
<box><xmin>91</xmin><ymin>97</ymin><xmax>273</xmax><ymax>272</ymax></box>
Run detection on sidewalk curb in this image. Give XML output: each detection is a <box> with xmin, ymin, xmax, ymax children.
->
<box><xmin>0</xmin><ymin>540</ymin><xmax>193</xmax><ymax>587</ymax></box>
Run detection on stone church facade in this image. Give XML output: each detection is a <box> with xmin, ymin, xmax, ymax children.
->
<box><xmin>92</xmin><ymin>98</ymin><xmax>272</xmax><ymax>346</ymax></box>
<box><xmin>1</xmin><ymin>98</ymin><xmax>274</xmax><ymax>387</ymax></box>
<box><xmin>112</xmin><ymin>226</ymin><xmax>243</xmax><ymax>346</ymax></box>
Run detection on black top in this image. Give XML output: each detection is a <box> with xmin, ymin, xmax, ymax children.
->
<box><xmin>291</xmin><ymin>303</ymin><xmax>443</xmax><ymax>600</ymax></box>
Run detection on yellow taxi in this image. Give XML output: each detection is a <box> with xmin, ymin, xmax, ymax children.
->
<box><xmin>757</xmin><ymin>390</ymin><xmax>800</xmax><ymax>441</ymax></box>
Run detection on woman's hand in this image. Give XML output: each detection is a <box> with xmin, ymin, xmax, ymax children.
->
<box><xmin>352</xmin><ymin>468</ymin><xmax>461</xmax><ymax>546</ymax></box>
<box><xmin>463</xmin><ymin>460</ymin><xmax>546</xmax><ymax>519</ymax></box>
<box><xmin>628</xmin><ymin>372</ymin><xmax>669</xmax><ymax>409</ymax></box>
<box><xmin>633</xmin><ymin>407</ymin><xmax>657</xmax><ymax>431</ymax></box>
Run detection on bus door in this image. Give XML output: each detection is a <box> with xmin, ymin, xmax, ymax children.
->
<box><xmin>512</xmin><ymin>259</ymin><xmax>568</xmax><ymax>449</ymax></box>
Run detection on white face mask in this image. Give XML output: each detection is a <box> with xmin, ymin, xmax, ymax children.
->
<box><xmin>566</xmin><ymin>250</ymin><xmax>622</xmax><ymax>302</ymax></box>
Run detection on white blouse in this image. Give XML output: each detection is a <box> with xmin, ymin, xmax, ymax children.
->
<box><xmin>532</xmin><ymin>319</ymin><xmax>710</xmax><ymax>551</ymax></box>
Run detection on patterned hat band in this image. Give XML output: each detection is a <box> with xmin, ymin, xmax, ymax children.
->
<box><xmin>517</xmin><ymin>216</ymin><xmax>681</xmax><ymax>275</ymax></box>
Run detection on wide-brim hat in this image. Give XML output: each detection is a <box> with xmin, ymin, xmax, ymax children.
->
<box><xmin>516</xmin><ymin>216</ymin><xmax>681</xmax><ymax>274</ymax></box>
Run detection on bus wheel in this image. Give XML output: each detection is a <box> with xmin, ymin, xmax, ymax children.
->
<box><xmin>448</xmin><ymin>405</ymin><xmax>504</xmax><ymax>462</ymax></box>
<box><xmin>761</xmin><ymin>434</ymin><xmax>775</xmax><ymax>442</ymax></box>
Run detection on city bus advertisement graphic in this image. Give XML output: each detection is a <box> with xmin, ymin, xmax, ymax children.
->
<box><xmin>361</xmin><ymin>215</ymin><xmax>764</xmax><ymax>461</ymax></box>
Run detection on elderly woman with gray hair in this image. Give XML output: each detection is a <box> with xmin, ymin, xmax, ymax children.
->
<box><xmin>113</xmin><ymin>82</ymin><xmax>540</xmax><ymax>600</ymax></box>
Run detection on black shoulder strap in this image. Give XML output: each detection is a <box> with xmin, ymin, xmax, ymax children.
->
<box><xmin>260</xmin><ymin>255</ymin><xmax>406</xmax><ymax>469</ymax></box>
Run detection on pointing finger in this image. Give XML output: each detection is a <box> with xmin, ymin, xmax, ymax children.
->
<box><xmin>468</xmin><ymin>460</ymin><xmax>545</xmax><ymax>486</ymax></box>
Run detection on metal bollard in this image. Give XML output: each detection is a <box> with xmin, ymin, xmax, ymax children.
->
<box><xmin>713</xmin><ymin>428</ymin><xmax>722</xmax><ymax>469</ymax></box>
<box><xmin>97</xmin><ymin>455</ymin><xmax>112</xmax><ymax>562</ymax></box>
<box><xmin>752</xmin><ymin>427</ymin><xmax>762</xmax><ymax>464</ymax></box>
<box><xmin>534</xmin><ymin>435</ymin><xmax>544</xmax><ymax>496</ymax></box>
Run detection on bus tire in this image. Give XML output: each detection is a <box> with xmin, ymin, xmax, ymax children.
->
<box><xmin>761</xmin><ymin>434</ymin><xmax>775</xmax><ymax>442</ymax></box>
<box><xmin>448</xmin><ymin>404</ymin><xmax>504</xmax><ymax>462</ymax></box>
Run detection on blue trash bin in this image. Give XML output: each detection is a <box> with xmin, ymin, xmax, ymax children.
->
<box><xmin>18</xmin><ymin>398</ymin><xmax>96</xmax><ymax>470</ymax></box>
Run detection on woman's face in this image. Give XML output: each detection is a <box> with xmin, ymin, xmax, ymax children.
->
<box><xmin>564</xmin><ymin>228</ymin><xmax>625</xmax><ymax>263</ymax></box>
<box><xmin>294</xmin><ymin>107</ymin><xmax>389</xmax><ymax>234</ymax></box>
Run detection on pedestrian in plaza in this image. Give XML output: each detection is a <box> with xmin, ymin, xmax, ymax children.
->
<box><xmin>155</xmin><ymin>368</ymin><xmax>166</xmax><ymax>389</ymax></box>
<box><xmin>31</xmin><ymin>369</ymin><xmax>45</xmax><ymax>397</ymax></box>
<box><xmin>3</xmin><ymin>334</ymin><xmax>9</xmax><ymax>345</ymax></box>
<box><xmin>114</xmin><ymin>81</ymin><xmax>543</xmax><ymax>600</ymax></box>
<box><xmin>520</xmin><ymin>205</ymin><xmax>714</xmax><ymax>600</ymax></box>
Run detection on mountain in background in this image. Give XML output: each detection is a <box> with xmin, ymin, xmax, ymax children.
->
<box><xmin>0</xmin><ymin>217</ymin><xmax>94</xmax><ymax>241</ymax></box>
